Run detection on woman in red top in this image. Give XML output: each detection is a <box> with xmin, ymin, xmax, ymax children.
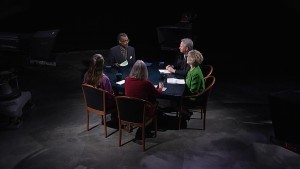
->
<box><xmin>125</xmin><ymin>60</ymin><xmax>163</xmax><ymax>141</ymax></box>
<box><xmin>125</xmin><ymin>60</ymin><xmax>162</xmax><ymax>106</ymax></box>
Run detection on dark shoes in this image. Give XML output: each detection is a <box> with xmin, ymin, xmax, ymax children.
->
<box><xmin>181</xmin><ymin>110</ymin><xmax>193</xmax><ymax>121</ymax></box>
<box><xmin>133</xmin><ymin>139</ymin><xmax>143</xmax><ymax>145</ymax></box>
<box><xmin>135</xmin><ymin>131</ymin><xmax>156</xmax><ymax>141</ymax></box>
<box><xmin>145</xmin><ymin>132</ymin><xmax>156</xmax><ymax>138</ymax></box>
<box><xmin>134</xmin><ymin>132</ymin><xmax>155</xmax><ymax>145</ymax></box>
<box><xmin>180</xmin><ymin>110</ymin><xmax>192</xmax><ymax>129</ymax></box>
<box><xmin>180</xmin><ymin>119</ymin><xmax>187</xmax><ymax>129</ymax></box>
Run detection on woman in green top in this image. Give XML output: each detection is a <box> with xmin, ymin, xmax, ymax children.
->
<box><xmin>180</xmin><ymin>49</ymin><xmax>205</xmax><ymax>123</ymax></box>
<box><xmin>184</xmin><ymin>49</ymin><xmax>205</xmax><ymax>96</ymax></box>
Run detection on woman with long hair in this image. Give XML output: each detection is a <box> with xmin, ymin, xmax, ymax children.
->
<box><xmin>83</xmin><ymin>54</ymin><xmax>114</xmax><ymax>94</ymax></box>
<box><xmin>83</xmin><ymin>54</ymin><xmax>117</xmax><ymax>125</ymax></box>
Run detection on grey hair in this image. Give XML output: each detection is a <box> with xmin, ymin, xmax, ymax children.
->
<box><xmin>129</xmin><ymin>60</ymin><xmax>148</xmax><ymax>80</ymax></box>
<box><xmin>181</xmin><ymin>38</ymin><xmax>193</xmax><ymax>50</ymax></box>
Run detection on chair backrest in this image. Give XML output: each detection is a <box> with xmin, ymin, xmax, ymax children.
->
<box><xmin>198</xmin><ymin>76</ymin><xmax>216</xmax><ymax>107</ymax></box>
<box><xmin>81</xmin><ymin>84</ymin><xmax>106</xmax><ymax>111</ymax></box>
<box><xmin>182</xmin><ymin>76</ymin><xmax>216</xmax><ymax>107</ymax></box>
<box><xmin>115</xmin><ymin>96</ymin><xmax>150</xmax><ymax>123</ymax></box>
<box><xmin>201</xmin><ymin>65</ymin><xmax>213</xmax><ymax>78</ymax></box>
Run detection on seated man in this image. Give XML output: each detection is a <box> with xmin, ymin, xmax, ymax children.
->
<box><xmin>109</xmin><ymin>33</ymin><xmax>136</xmax><ymax>68</ymax></box>
<box><xmin>165</xmin><ymin>38</ymin><xmax>193</xmax><ymax>78</ymax></box>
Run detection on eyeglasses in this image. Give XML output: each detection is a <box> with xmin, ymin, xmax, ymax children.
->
<box><xmin>120</xmin><ymin>39</ymin><xmax>130</xmax><ymax>43</ymax></box>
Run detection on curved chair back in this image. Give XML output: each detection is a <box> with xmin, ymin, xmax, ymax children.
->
<box><xmin>115</xmin><ymin>96</ymin><xmax>157</xmax><ymax>151</ymax></box>
<box><xmin>82</xmin><ymin>85</ymin><xmax>105</xmax><ymax>111</ymax></box>
<box><xmin>116</xmin><ymin>96</ymin><xmax>146</xmax><ymax>123</ymax></box>
<box><xmin>201</xmin><ymin>64</ymin><xmax>213</xmax><ymax>78</ymax></box>
<box><xmin>179</xmin><ymin>75</ymin><xmax>216</xmax><ymax>130</ymax></box>
<box><xmin>81</xmin><ymin>84</ymin><xmax>116</xmax><ymax>138</ymax></box>
<box><xmin>197</xmin><ymin>75</ymin><xmax>216</xmax><ymax>107</ymax></box>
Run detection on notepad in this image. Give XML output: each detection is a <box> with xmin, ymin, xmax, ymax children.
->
<box><xmin>167</xmin><ymin>78</ymin><xmax>185</xmax><ymax>84</ymax></box>
<box><xmin>158</xmin><ymin>69</ymin><xmax>171</xmax><ymax>74</ymax></box>
<box><xmin>119</xmin><ymin>60</ymin><xmax>128</xmax><ymax>67</ymax></box>
<box><xmin>116</xmin><ymin>80</ymin><xmax>125</xmax><ymax>85</ymax></box>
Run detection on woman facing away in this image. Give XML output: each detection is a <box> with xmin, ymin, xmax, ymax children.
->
<box><xmin>83</xmin><ymin>54</ymin><xmax>117</xmax><ymax>123</ymax></box>
<box><xmin>83</xmin><ymin>54</ymin><xmax>114</xmax><ymax>94</ymax></box>
<box><xmin>125</xmin><ymin>60</ymin><xmax>163</xmax><ymax>141</ymax></box>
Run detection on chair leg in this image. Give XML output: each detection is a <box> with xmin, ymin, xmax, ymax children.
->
<box><xmin>101</xmin><ymin>116</ymin><xmax>104</xmax><ymax>125</ymax></box>
<box><xmin>200</xmin><ymin>109</ymin><xmax>203</xmax><ymax>119</ymax></box>
<box><xmin>103</xmin><ymin>115</ymin><xmax>107</xmax><ymax>138</ymax></box>
<box><xmin>178</xmin><ymin>112</ymin><xmax>181</xmax><ymax>130</ymax></box>
<box><xmin>119</xmin><ymin>124</ymin><xmax>122</xmax><ymax>147</ymax></box>
<box><xmin>154</xmin><ymin>117</ymin><xmax>157</xmax><ymax>137</ymax></box>
<box><xmin>203</xmin><ymin>109</ymin><xmax>206</xmax><ymax>130</ymax></box>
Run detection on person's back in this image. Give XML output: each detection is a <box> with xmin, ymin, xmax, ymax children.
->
<box><xmin>83</xmin><ymin>54</ymin><xmax>117</xmax><ymax>124</ymax></box>
<box><xmin>109</xmin><ymin>33</ymin><xmax>136</xmax><ymax>68</ymax></box>
<box><xmin>125</xmin><ymin>60</ymin><xmax>162</xmax><ymax>103</ymax></box>
<box><xmin>125</xmin><ymin>77</ymin><xmax>159</xmax><ymax>103</ymax></box>
<box><xmin>124</xmin><ymin>60</ymin><xmax>163</xmax><ymax>141</ymax></box>
<box><xmin>83</xmin><ymin>54</ymin><xmax>114</xmax><ymax>95</ymax></box>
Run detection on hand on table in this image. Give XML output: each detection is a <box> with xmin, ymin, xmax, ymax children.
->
<box><xmin>166</xmin><ymin>65</ymin><xmax>175</xmax><ymax>73</ymax></box>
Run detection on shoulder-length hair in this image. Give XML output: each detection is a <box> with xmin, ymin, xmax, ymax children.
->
<box><xmin>129</xmin><ymin>60</ymin><xmax>148</xmax><ymax>80</ymax></box>
<box><xmin>188</xmin><ymin>50</ymin><xmax>204</xmax><ymax>66</ymax></box>
<box><xmin>85</xmin><ymin>54</ymin><xmax>104</xmax><ymax>86</ymax></box>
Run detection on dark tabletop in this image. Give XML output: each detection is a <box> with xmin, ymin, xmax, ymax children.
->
<box><xmin>104</xmin><ymin>62</ymin><xmax>185</xmax><ymax>100</ymax></box>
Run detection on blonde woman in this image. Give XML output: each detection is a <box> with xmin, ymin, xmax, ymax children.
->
<box><xmin>184</xmin><ymin>49</ymin><xmax>205</xmax><ymax>95</ymax></box>
<box><xmin>181</xmin><ymin>49</ymin><xmax>205</xmax><ymax>122</ymax></box>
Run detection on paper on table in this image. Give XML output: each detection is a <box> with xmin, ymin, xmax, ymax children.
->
<box><xmin>167</xmin><ymin>78</ymin><xmax>185</xmax><ymax>84</ymax></box>
<box><xmin>119</xmin><ymin>60</ymin><xmax>128</xmax><ymax>67</ymax></box>
<box><xmin>159</xmin><ymin>69</ymin><xmax>171</xmax><ymax>74</ymax></box>
<box><xmin>116</xmin><ymin>80</ymin><xmax>125</xmax><ymax>85</ymax></box>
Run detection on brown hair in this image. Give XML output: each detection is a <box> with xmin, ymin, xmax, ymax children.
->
<box><xmin>85</xmin><ymin>54</ymin><xmax>104</xmax><ymax>86</ymax></box>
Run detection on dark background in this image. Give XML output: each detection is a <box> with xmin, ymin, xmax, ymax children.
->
<box><xmin>1</xmin><ymin>1</ymin><xmax>300</xmax><ymax>79</ymax></box>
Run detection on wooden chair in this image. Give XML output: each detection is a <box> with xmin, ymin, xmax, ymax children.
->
<box><xmin>178</xmin><ymin>76</ymin><xmax>216</xmax><ymax>130</ymax></box>
<box><xmin>201</xmin><ymin>64</ymin><xmax>213</xmax><ymax>78</ymax></box>
<box><xmin>81</xmin><ymin>84</ymin><xmax>116</xmax><ymax>138</ymax></box>
<box><xmin>115</xmin><ymin>96</ymin><xmax>158</xmax><ymax>151</ymax></box>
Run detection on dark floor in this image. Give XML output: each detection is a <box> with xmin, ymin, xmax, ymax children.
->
<box><xmin>1</xmin><ymin>50</ymin><xmax>300</xmax><ymax>169</ymax></box>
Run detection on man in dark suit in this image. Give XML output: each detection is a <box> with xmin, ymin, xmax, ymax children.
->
<box><xmin>109</xmin><ymin>33</ymin><xmax>136</xmax><ymax>68</ymax></box>
<box><xmin>166</xmin><ymin>38</ymin><xmax>193</xmax><ymax>78</ymax></box>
